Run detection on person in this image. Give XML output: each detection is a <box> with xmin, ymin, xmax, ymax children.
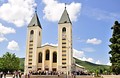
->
<box><xmin>13</xmin><ymin>74</ymin><xmax>15</xmax><ymax>78</ymax></box>
<box><xmin>0</xmin><ymin>72</ymin><xmax>3</xmax><ymax>78</ymax></box>
<box><xmin>19</xmin><ymin>72</ymin><xmax>22</xmax><ymax>78</ymax></box>
<box><xmin>58</xmin><ymin>72</ymin><xmax>60</xmax><ymax>77</ymax></box>
<box><xmin>15</xmin><ymin>71</ymin><xmax>19</xmax><ymax>78</ymax></box>
<box><xmin>3</xmin><ymin>72</ymin><xmax>6</xmax><ymax>78</ymax></box>
<box><xmin>25</xmin><ymin>73</ymin><xmax>27</xmax><ymax>78</ymax></box>
<box><xmin>73</xmin><ymin>72</ymin><xmax>77</xmax><ymax>78</ymax></box>
<box><xmin>92</xmin><ymin>73</ymin><xmax>95</xmax><ymax>77</ymax></box>
<box><xmin>28</xmin><ymin>72</ymin><xmax>30</xmax><ymax>78</ymax></box>
<box><xmin>21</xmin><ymin>73</ymin><xmax>24</xmax><ymax>78</ymax></box>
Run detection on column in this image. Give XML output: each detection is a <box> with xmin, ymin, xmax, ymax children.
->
<box><xmin>49</xmin><ymin>50</ymin><xmax>52</xmax><ymax>71</ymax></box>
<box><xmin>42</xmin><ymin>50</ymin><xmax>45</xmax><ymax>70</ymax></box>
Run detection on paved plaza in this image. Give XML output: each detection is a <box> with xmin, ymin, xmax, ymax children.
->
<box><xmin>4</xmin><ymin>74</ymin><xmax>120</xmax><ymax>78</ymax></box>
<box><xmin>102</xmin><ymin>75</ymin><xmax>120</xmax><ymax>78</ymax></box>
<box><xmin>4</xmin><ymin>74</ymin><xmax>94</xmax><ymax>78</ymax></box>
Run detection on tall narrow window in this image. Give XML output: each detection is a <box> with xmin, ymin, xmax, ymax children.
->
<box><xmin>30</xmin><ymin>30</ymin><xmax>34</xmax><ymax>34</ymax></box>
<box><xmin>62</xmin><ymin>27</ymin><xmax>66</xmax><ymax>39</ymax></box>
<box><xmin>39</xmin><ymin>32</ymin><xmax>40</xmax><ymax>36</ymax></box>
<box><xmin>30</xmin><ymin>30</ymin><xmax>34</xmax><ymax>41</ymax></box>
<box><xmin>62</xmin><ymin>27</ymin><xmax>66</xmax><ymax>32</ymax></box>
<box><xmin>46</xmin><ymin>50</ymin><xmax>50</xmax><ymax>60</ymax></box>
<box><xmin>38</xmin><ymin>52</ymin><xmax>42</xmax><ymax>63</ymax></box>
<box><xmin>53</xmin><ymin>52</ymin><xmax>57</xmax><ymax>63</ymax></box>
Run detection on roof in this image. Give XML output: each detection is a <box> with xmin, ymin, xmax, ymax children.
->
<box><xmin>58</xmin><ymin>8</ymin><xmax>71</xmax><ymax>24</ymax></box>
<box><xmin>28</xmin><ymin>12</ymin><xmax>42</xmax><ymax>28</ymax></box>
<box><xmin>41</xmin><ymin>44</ymin><xmax>58</xmax><ymax>47</ymax></box>
<box><xmin>37</xmin><ymin>44</ymin><xmax>58</xmax><ymax>48</ymax></box>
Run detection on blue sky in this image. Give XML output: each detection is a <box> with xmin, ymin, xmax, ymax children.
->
<box><xmin>0</xmin><ymin>0</ymin><xmax>120</xmax><ymax>65</ymax></box>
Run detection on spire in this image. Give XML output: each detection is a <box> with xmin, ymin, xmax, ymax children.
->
<box><xmin>58</xmin><ymin>4</ymin><xmax>71</xmax><ymax>24</ymax></box>
<box><xmin>65</xmin><ymin>3</ymin><xmax>66</xmax><ymax>9</ymax></box>
<box><xmin>28</xmin><ymin>10</ymin><xmax>42</xmax><ymax>29</ymax></box>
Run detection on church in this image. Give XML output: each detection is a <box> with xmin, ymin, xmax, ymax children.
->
<box><xmin>24</xmin><ymin>7</ymin><xmax>75</xmax><ymax>75</ymax></box>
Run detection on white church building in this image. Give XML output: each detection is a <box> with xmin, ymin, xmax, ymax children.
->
<box><xmin>24</xmin><ymin>7</ymin><xmax>82</xmax><ymax>75</ymax></box>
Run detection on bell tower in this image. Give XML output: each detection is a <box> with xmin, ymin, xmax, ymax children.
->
<box><xmin>58</xmin><ymin>6</ymin><xmax>73</xmax><ymax>75</ymax></box>
<box><xmin>25</xmin><ymin>12</ymin><xmax>42</xmax><ymax>74</ymax></box>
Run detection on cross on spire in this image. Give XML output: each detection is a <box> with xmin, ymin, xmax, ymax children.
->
<box><xmin>35</xmin><ymin>6</ymin><xmax>37</xmax><ymax>13</ymax></box>
<box><xmin>65</xmin><ymin>3</ymin><xmax>67</xmax><ymax>9</ymax></box>
<box><xmin>59</xmin><ymin>3</ymin><xmax>71</xmax><ymax>24</ymax></box>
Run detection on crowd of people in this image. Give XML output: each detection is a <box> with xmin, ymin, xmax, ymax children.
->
<box><xmin>29</xmin><ymin>70</ymin><xmax>60</xmax><ymax>75</ymax></box>
<box><xmin>0</xmin><ymin>70</ymin><xmax>90</xmax><ymax>78</ymax></box>
<box><xmin>73</xmin><ymin>71</ymin><xmax>90</xmax><ymax>75</ymax></box>
<box><xmin>28</xmin><ymin>70</ymin><xmax>90</xmax><ymax>76</ymax></box>
<box><xmin>0</xmin><ymin>71</ymin><xmax>23</xmax><ymax>78</ymax></box>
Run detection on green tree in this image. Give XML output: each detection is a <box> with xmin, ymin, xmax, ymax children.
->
<box><xmin>19</xmin><ymin>58</ymin><xmax>24</xmax><ymax>71</ymax></box>
<box><xmin>109</xmin><ymin>21</ymin><xmax>120</xmax><ymax>74</ymax></box>
<box><xmin>0</xmin><ymin>57</ymin><xmax>3</xmax><ymax>71</ymax></box>
<box><xmin>0</xmin><ymin>52</ymin><xmax>20</xmax><ymax>72</ymax></box>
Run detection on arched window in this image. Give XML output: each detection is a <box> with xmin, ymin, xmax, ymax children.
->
<box><xmin>30</xmin><ymin>30</ymin><xmax>34</xmax><ymax>41</ymax></box>
<box><xmin>30</xmin><ymin>30</ymin><xmax>34</xmax><ymax>35</ymax></box>
<box><xmin>62</xmin><ymin>27</ymin><xmax>66</xmax><ymax>32</ymax></box>
<box><xmin>46</xmin><ymin>50</ymin><xmax>50</xmax><ymax>60</ymax></box>
<box><xmin>62</xmin><ymin>27</ymin><xmax>66</xmax><ymax>39</ymax></box>
<box><xmin>38</xmin><ymin>52</ymin><xmax>42</xmax><ymax>63</ymax></box>
<box><xmin>53</xmin><ymin>52</ymin><xmax>57</xmax><ymax>63</ymax></box>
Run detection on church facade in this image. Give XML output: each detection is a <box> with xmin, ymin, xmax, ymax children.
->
<box><xmin>24</xmin><ymin>7</ymin><xmax>74</xmax><ymax>74</ymax></box>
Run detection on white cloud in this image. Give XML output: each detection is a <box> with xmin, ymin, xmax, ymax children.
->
<box><xmin>7</xmin><ymin>40</ymin><xmax>19</xmax><ymax>51</ymax></box>
<box><xmin>0</xmin><ymin>0</ymin><xmax>36</xmax><ymax>27</ymax></box>
<box><xmin>86</xmin><ymin>38</ymin><xmax>102</xmax><ymax>45</ymax></box>
<box><xmin>42</xmin><ymin>42</ymin><xmax>58</xmax><ymax>46</ymax></box>
<box><xmin>95</xmin><ymin>60</ymin><xmax>101</xmax><ymax>64</ymax></box>
<box><xmin>0</xmin><ymin>34</ymin><xmax>7</xmax><ymax>42</ymax></box>
<box><xmin>80</xmin><ymin>57</ymin><xmax>94</xmax><ymax>63</ymax></box>
<box><xmin>73</xmin><ymin>48</ymin><xmax>94</xmax><ymax>63</ymax></box>
<box><xmin>73</xmin><ymin>49</ymin><xmax>103</xmax><ymax>64</ymax></box>
<box><xmin>107</xmin><ymin>62</ymin><xmax>112</xmax><ymax>66</ymax></box>
<box><xmin>42</xmin><ymin>0</ymin><xmax>81</xmax><ymax>22</ymax></box>
<box><xmin>0</xmin><ymin>23</ymin><xmax>15</xmax><ymax>43</ymax></box>
<box><xmin>73</xmin><ymin>49</ymin><xmax>84</xmax><ymax>58</ymax></box>
<box><xmin>0</xmin><ymin>23</ymin><xmax>15</xmax><ymax>35</ymax></box>
<box><xmin>82</xmin><ymin>47</ymin><xmax>95</xmax><ymax>52</ymax></box>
